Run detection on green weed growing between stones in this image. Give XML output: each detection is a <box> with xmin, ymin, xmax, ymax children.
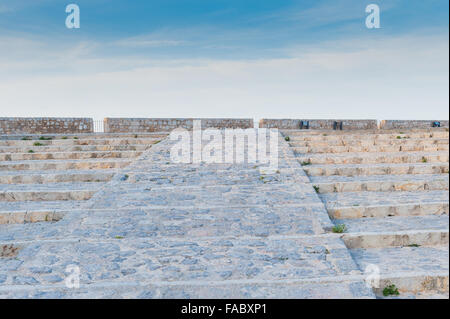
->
<box><xmin>383</xmin><ymin>284</ymin><xmax>400</xmax><ymax>297</ymax></box>
<box><xmin>332</xmin><ymin>224</ymin><xmax>347</xmax><ymax>233</ymax></box>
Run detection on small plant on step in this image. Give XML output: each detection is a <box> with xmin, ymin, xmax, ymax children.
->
<box><xmin>28</xmin><ymin>150</ymin><xmax>34</xmax><ymax>153</ymax></box>
<box><xmin>33</xmin><ymin>142</ymin><xmax>43</xmax><ymax>146</ymax></box>
<box><xmin>332</xmin><ymin>224</ymin><xmax>347</xmax><ymax>233</ymax></box>
<box><xmin>383</xmin><ymin>284</ymin><xmax>400</xmax><ymax>297</ymax></box>
<box><xmin>73</xmin><ymin>137</ymin><xmax>78</xmax><ymax>139</ymax></box>
<box><xmin>61</xmin><ymin>136</ymin><xmax>68</xmax><ymax>139</ymax></box>
<box><xmin>284</xmin><ymin>136</ymin><xmax>290</xmax><ymax>142</ymax></box>
<box><xmin>301</xmin><ymin>160</ymin><xmax>312</xmax><ymax>166</ymax></box>
<box><xmin>313</xmin><ymin>186</ymin><xmax>320</xmax><ymax>193</ymax></box>
<box><xmin>39</xmin><ymin>136</ymin><xmax>52</xmax><ymax>140</ymax></box>
<box><xmin>21</xmin><ymin>136</ymin><xmax>31</xmax><ymax>141</ymax></box>
<box><xmin>422</xmin><ymin>157</ymin><xmax>428</xmax><ymax>163</ymax></box>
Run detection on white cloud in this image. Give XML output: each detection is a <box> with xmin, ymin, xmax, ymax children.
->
<box><xmin>0</xmin><ymin>34</ymin><xmax>448</xmax><ymax>121</ymax></box>
<box><xmin>114</xmin><ymin>37</ymin><xmax>188</xmax><ymax>48</ymax></box>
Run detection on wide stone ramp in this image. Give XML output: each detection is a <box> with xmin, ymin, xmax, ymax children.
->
<box><xmin>0</xmin><ymin>133</ymin><xmax>164</xmax><ymax>224</ymax></box>
<box><xmin>285</xmin><ymin>128</ymin><xmax>449</xmax><ymax>298</ymax></box>
<box><xmin>0</xmin><ymin>131</ymin><xmax>374</xmax><ymax>298</ymax></box>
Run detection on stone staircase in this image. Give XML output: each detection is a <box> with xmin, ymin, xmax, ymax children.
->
<box><xmin>0</xmin><ymin>131</ymin><xmax>376</xmax><ymax>298</ymax></box>
<box><xmin>285</xmin><ymin>128</ymin><xmax>449</xmax><ymax>298</ymax></box>
<box><xmin>0</xmin><ymin>128</ymin><xmax>447</xmax><ymax>298</ymax></box>
<box><xmin>0</xmin><ymin>133</ymin><xmax>165</xmax><ymax>225</ymax></box>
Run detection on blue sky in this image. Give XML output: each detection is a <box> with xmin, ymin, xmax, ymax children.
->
<box><xmin>0</xmin><ymin>0</ymin><xmax>448</xmax><ymax>120</ymax></box>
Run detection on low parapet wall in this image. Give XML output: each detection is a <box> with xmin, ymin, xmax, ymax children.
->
<box><xmin>104</xmin><ymin>118</ymin><xmax>254</xmax><ymax>132</ymax></box>
<box><xmin>0</xmin><ymin>117</ymin><xmax>93</xmax><ymax>134</ymax></box>
<box><xmin>259</xmin><ymin>119</ymin><xmax>378</xmax><ymax>130</ymax></box>
<box><xmin>380</xmin><ymin>120</ymin><xmax>449</xmax><ymax>130</ymax></box>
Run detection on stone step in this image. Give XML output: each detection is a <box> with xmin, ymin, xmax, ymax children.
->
<box><xmin>292</xmin><ymin>143</ymin><xmax>448</xmax><ymax>154</ymax></box>
<box><xmin>0</xmin><ymin>169</ymin><xmax>115</xmax><ymax>184</ymax></box>
<box><xmin>0</xmin><ymin>200</ymin><xmax>87</xmax><ymax>214</ymax></box>
<box><xmin>0</xmin><ymin>138</ymin><xmax>163</xmax><ymax>147</ymax></box>
<box><xmin>297</xmin><ymin>151</ymin><xmax>449</xmax><ymax>165</ymax></box>
<box><xmin>311</xmin><ymin>174</ymin><xmax>449</xmax><ymax>193</ymax></box>
<box><xmin>286</xmin><ymin>131</ymin><xmax>449</xmax><ymax>140</ymax></box>
<box><xmin>0</xmin><ymin>158</ymin><xmax>132</xmax><ymax>171</ymax></box>
<box><xmin>125</xmin><ymin>168</ymin><xmax>310</xmax><ymax>186</ymax></box>
<box><xmin>338</xmin><ymin>215</ymin><xmax>449</xmax><ymax>248</ymax></box>
<box><xmin>289</xmin><ymin>138</ymin><xmax>448</xmax><ymax>148</ymax></box>
<box><xmin>80</xmin><ymin>206</ymin><xmax>333</xmax><ymax>239</ymax></box>
<box><xmin>0</xmin><ymin>144</ymin><xmax>149</xmax><ymax>153</ymax></box>
<box><xmin>0</xmin><ymin>151</ymin><xmax>142</xmax><ymax>161</ymax></box>
<box><xmin>0</xmin><ymin>210</ymin><xmax>63</xmax><ymax>225</ymax></box>
<box><xmin>0</xmin><ymin>179</ymin><xmax>101</xmax><ymax>201</ymax></box>
<box><xmin>321</xmin><ymin>190</ymin><xmax>449</xmax><ymax>219</ymax></box>
<box><xmin>87</xmin><ymin>183</ymin><xmax>321</xmax><ymax>210</ymax></box>
<box><xmin>1</xmin><ymin>133</ymin><xmax>167</xmax><ymax>141</ymax></box>
<box><xmin>0</xmin><ymin>189</ymin><xmax>96</xmax><ymax>202</ymax></box>
<box><xmin>304</xmin><ymin>162</ymin><xmax>449</xmax><ymax>177</ymax></box>
<box><xmin>0</xmin><ymin>204</ymin><xmax>334</xmax><ymax>233</ymax></box>
<box><xmin>0</xmin><ymin>277</ymin><xmax>375</xmax><ymax>298</ymax></box>
<box><xmin>350</xmin><ymin>245</ymin><xmax>449</xmax><ymax>296</ymax></box>
<box><xmin>0</xmin><ymin>236</ymin><xmax>367</xmax><ymax>292</ymax></box>
<box><xmin>387</xmin><ymin>291</ymin><xmax>449</xmax><ymax>299</ymax></box>
<box><xmin>0</xmin><ymin>181</ymin><xmax>103</xmax><ymax>191</ymax></box>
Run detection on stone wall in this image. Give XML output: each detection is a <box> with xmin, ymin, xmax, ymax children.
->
<box><xmin>0</xmin><ymin>118</ymin><xmax>93</xmax><ymax>134</ymax></box>
<box><xmin>259</xmin><ymin>119</ymin><xmax>378</xmax><ymax>130</ymax></box>
<box><xmin>380</xmin><ymin>120</ymin><xmax>449</xmax><ymax>130</ymax></box>
<box><xmin>104</xmin><ymin>118</ymin><xmax>254</xmax><ymax>132</ymax></box>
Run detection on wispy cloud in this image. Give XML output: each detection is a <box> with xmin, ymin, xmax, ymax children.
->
<box><xmin>0</xmin><ymin>0</ymin><xmax>447</xmax><ymax>120</ymax></box>
<box><xmin>114</xmin><ymin>39</ymin><xmax>188</xmax><ymax>48</ymax></box>
<box><xmin>0</xmin><ymin>33</ymin><xmax>447</xmax><ymax>120</ymax></box>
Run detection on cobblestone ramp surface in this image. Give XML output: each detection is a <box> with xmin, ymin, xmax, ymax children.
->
<box><xmin>0</xmin><ymin>132</ymin><xmax>374</xmax><ymax>298</ymax></box>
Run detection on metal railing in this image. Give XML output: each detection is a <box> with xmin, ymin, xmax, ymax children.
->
<box><xmin>93</xmin><ymin>120</ymin><xmax>104</xmax><ymax>133</ymax></box>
